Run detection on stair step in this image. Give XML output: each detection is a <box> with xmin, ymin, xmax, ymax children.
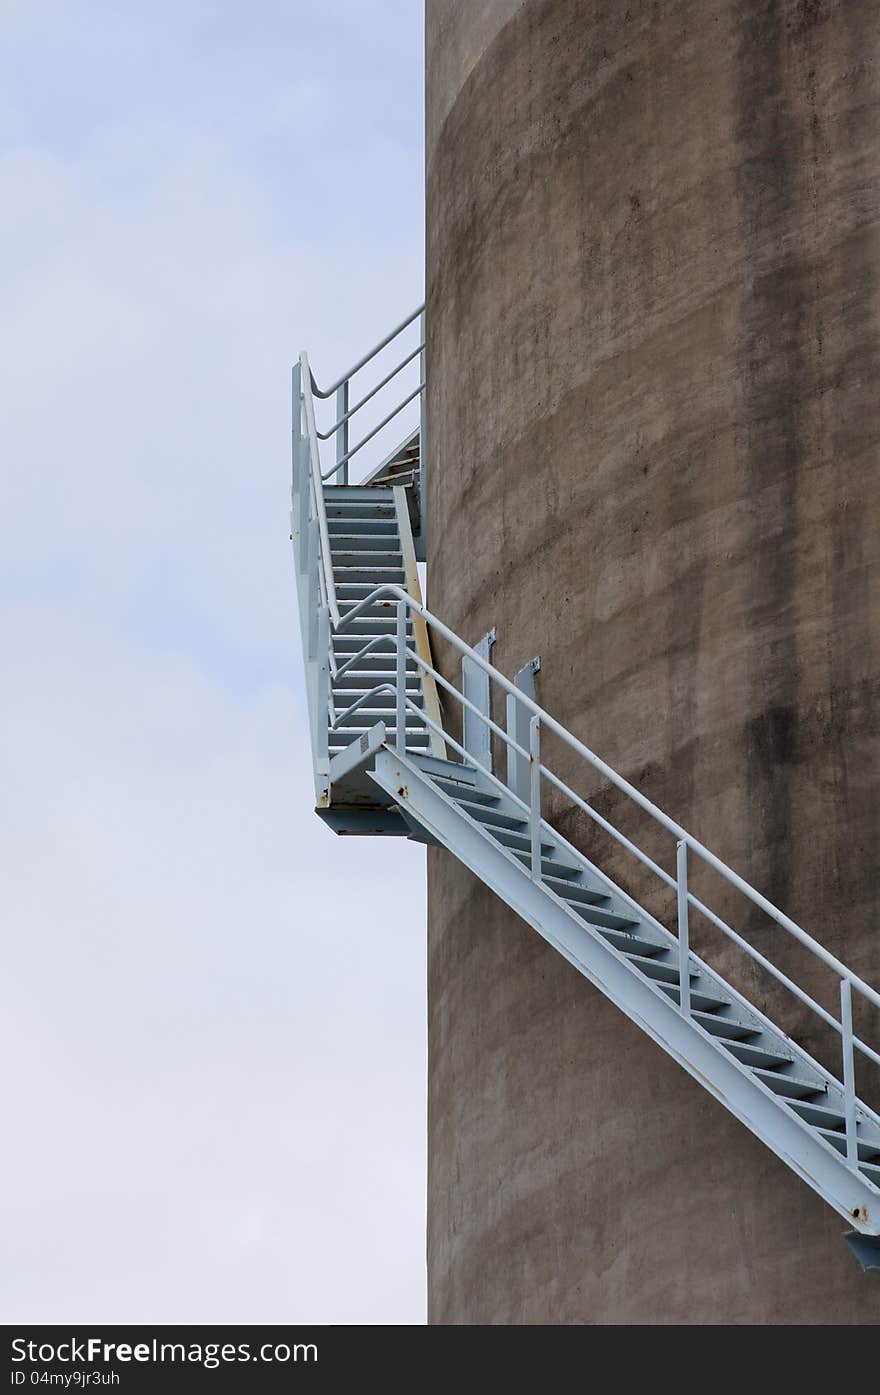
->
<box><xmin>411</xmin><ymin>754</ymin><xmax>476</xmax><ymax>785</ymax></box>
<box><xmin>329</xmin><ymin>533</ymin><xmax>403</xmax><ymax>551</ymax></box>
<box><xmin>328</xmin><ymin>519</ymin><xmax>398</xmax><ymax>535</ymax></box>
<box><xmin>332</xmin><ymin>686</ymin><xmax>421</xmax><ymax>701</ymax></box>
<box><xmin>457</xmin><ymin>800</ymin><xmax>528</xmax><ymax>831</ymax></box>
<box><xmin>567</xmin><ymin>902</ymin><xmax>644</xmax><ymax>931</ymax></box>
<box><xmin>332</xmin><ymin>660</ymin><xmax>418</xmax><ymax>678</ymax></box>
<box><xmin>335</xmin><ymin>615</ymin><xmax>414</xmax><ymax>632</ymax></box>
<box><xmin>492</xmin><ymin>829</ymin><xmax>554</xmax><ymax>856</ymax></box>
<box><xmin>859</xmin><ymin>1160</ymin><xmax>880</xmax><ymax>1185</ymax></box>
<box><xmin>376</xmin><ymin>456</ymin><xmax>418</xmax><ymax>473</ymax></box>
<box><xmin>332</xmin><ymin>696</ymin><xmax>425</xmax><ymax>714</ymax></box>
<box><xmin>511</xmin><ymin>850</ymin><xmax>582</xmax><ymax>880</ymax></box>
<box><xmin>597</xmin><ymin>927</ymin><xmax>666</xmax><ymax>957</ymax></box>
<box><xmin>333</xmin><ymin>577</ymin><xmax>406</xmax><ymax>594</ymax></box>
<box><xmin>333</xmin><ymin>717</ymin><xmax>427</xmax><ymax>735</ymax></box>
<box><xmin>330</xmin><ymin>735</ymin><xmax>429</xmax><ymax>753</ymax></box>
<box><xmin>786</xmin><ymin>1099</ymin><xmax>846</xmax><ymax>1130</ymax></box>
<box><xmin>333</xmin><ymin>567</ymin><xmax>406</xmax><ymax>583</ymax></box>
<box><xmin>324</xmin><ymin>485</ymin><xmax>403</xmax><ymax>503</ymax></box>
<box><xmin>372</xmin><ymin>471</ymin><xmax>417</xmax><ymax>489</ymax></box>
<box><xmin>691</xmin><ymin>1010</ymin><xmax>757</xmax><ymax>1040</ymax></box>
<box><xmin>542</xmin><ymin>874</ymin><xmax>610</xmax><ymax>906</ymax></box>
<box><xmin>326</xmin><ymin>503</ymin><xmax>396</xmax><ymax>518</ymax></box>
<box><xmin>661</xmin><ymin>983</ymin><xmax>731</xmax><ymax>1013</ymax></box>
<box><xmin>817</xmin><ymin>1129</ymin><xmax>880</xmax><ymax>1162</ymax></box>
<box><xmin>721</xmin><ymin>1039</ymin><xmax>795</xmax><ymax>1070</ymax></box>
<box><xmin>333</xmin><ymin>546</ymin><xmax>407</xmax><ymax>563</ymax></box>
<box><xmin>333</xmin><ymin>634</ymin><xmax>399</xmax><ymax>650</ymax></box>
<box><xmin>435</xmin><ymin>778</ymin><xmax>498</xmax><ymax>805</ymax></box>
<box><xmin>337</xmin><ymin>582</ymin><xmax>406</xmax><ymax>598</ymax></box>
<box><xmin>333</xmin><ymin>677</ymin><xmax>418</xmax><ymax>692</ymax></box>
<box><xmin>335</xmin><ymin>595</ymin><xmax>406</xmax><ymax>607</ymax></box>
<box><xmin>625</xmin><ymin>954</ymin><xmax>698</xmax><ymax>987</ymax></box>
<box><xmin>751</xmin><ymin>1068</ymin><xmax>826</xmax><ymax>1101</ymax></box>
<box><xmin>337</xmin><ymin>593</ymin><xmax>407</xmax><ymax>607</ymax></box>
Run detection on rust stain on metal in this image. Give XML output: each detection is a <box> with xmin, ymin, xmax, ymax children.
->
<box><xmin>397</xmin><ymin>785</ymin><xmax>408</xmax><ymax>799</ymax></box>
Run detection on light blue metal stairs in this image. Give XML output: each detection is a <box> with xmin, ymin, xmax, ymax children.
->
<box><xmin>291</xmin><ymin>308</ymin><xmax>880</xmax><ymax>1269</ymax></box>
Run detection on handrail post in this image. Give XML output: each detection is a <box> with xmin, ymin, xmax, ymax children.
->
<box><xmin>315</xmin><ymin>604</ymin><xmax>330</xmax><ymax>762</ymax></box>
<box><xmin>529</xmin><ymin>715</ymin><xmax>541</xmax><ymax>879</ymax></box>
<box><xmin>292</xmin><ymin>364</ymin><xmax>309</xmax><ymax>557</ymax></box>
<box><xmin>292</xmin><ymin>361</ymin><xmax>302</xmax><ymax>485</ymax></box>
<box><xmin>336</xmin><ymin>380</ymin><xmax>349</xmax><ymax>484</ymax></box>
<box><xmin>677</xmin><ymin>840</ymin><xmax>691</xmax><ymax>1017</ymax></box>
<box><xmin>840</xmin><ymin>978</ymin><xmax>858</xmax><ymax>1167</ymax></box>
<box><xmin>396</xmin><ymin>600</ymin><xmax>407</xmax><ymax>754</ymax></box>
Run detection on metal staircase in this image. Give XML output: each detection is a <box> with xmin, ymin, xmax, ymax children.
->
<box><xmin>291</xmin><ymin>306</ymin><xmax>880</xmax><ymax>1268</ymax></box>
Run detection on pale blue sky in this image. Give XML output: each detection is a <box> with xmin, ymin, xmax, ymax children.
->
<box><xmin>1</xmin><ymin>1</ymin><xmax>427</xmax><ymax>1323</ymax></box>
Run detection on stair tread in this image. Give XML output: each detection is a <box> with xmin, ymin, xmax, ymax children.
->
<box><xmin>331</xmin><ymin>687</ymin><xmax>421</xmax><ymax>697</ymax></box>
<box><xmin>456</xmin><ymin>800</ymin><xmax>528</xmax><ymax>831</ymax></box>
<box><xmin>434</xmin><ymin>778</ymin><xmax>498</xmax><ymax>805</ymax></box>
<box><xmin>598</xmin><ymin>927</ymin><xmax>666</xmax><ymax>957</ymax></box>
<box><xmin>511</xmin><ymin>849</ymin><xmax>582</xmax><ymax>879</ymax></box>
<box><xmin>751</xmin><ymin>1067</ymin><xmax>826</xmax><ymax>1100</ymax></box>
<box><xmin>333</xmin><ymin>671</ymin><xmax>418</xmax><ymax>682</ymax></box>
<box><xmin>624</xmin><ymin>953</ymin><xmax>697</xmax><ymax>986</ymax></box>
<box><xmin>722</xmin><ymin>1039</ymin><xmax>794</xmax><ymax>1069</ymax></box>
<box><xmin>816</xmin><ymin>1128</ymin><xmax>880</xmax><ymax>1161</ymax></box>
<box><xmin>332</xmin><ymin>549</ymin><xmax>403</xmax><ymax>558</ymax></box>
<box><xmin>691</xmin><ymin>1010</ymin><xmax>757</xmax><ymax>1040</ymax></box>
<box><xmin>567</xmin><ymin>902</ymin><xmax>643</xmax><ymax>931</ymax></box>
<box><xmin>541</xmin><ymin>873</ymin><xmax>610</xmax><ymax>906</ymax></box>
<box><xmin>491</xmin><ymin>829</ymin><xmax>554</xmax><ymax>855</ymax></box>
<box><xmin>660</xmin><ymin>983</ymin><xmax>731</xmax><ymax>1013</ymax></box>
<box><xmin>786</xmin><ymin>1099</ymin><xmax>846</xmax><ymax>1128</ymax></box>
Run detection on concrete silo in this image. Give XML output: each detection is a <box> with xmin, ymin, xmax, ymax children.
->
<box><xmin>425</xmin><ymin>0</ymin><xmax>880</xmax><ymax>1323</ymax></box>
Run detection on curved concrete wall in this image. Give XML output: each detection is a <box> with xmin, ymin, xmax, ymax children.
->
<box><xmin>425</xmin><ymin>0</ymin><xmax>880</xmax><ymax>1323</ymax></box>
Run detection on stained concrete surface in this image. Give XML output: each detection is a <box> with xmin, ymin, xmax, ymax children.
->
<box><xmin>426</xmin><ymin>0</ymin><xmax>880</xmax><ymax>1323</ymax></box>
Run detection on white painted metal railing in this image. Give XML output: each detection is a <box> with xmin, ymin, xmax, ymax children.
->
<box><xmin>330</xmin><ymin>583</ymin><xmax>880</xmax><ymax>1177</ymax></box>
<box><xmin>307</xmin><ymin>303</ymin><xmax>425</xmax><ymax>485</ymax></box>
<box><xmin>292</xmin><ymin>310</ymin><xmax>879</xmax><ymax>1193</ymax></box>
<box><xmin>291</xmin><ymin>306</ymin><xmax>426</xmax><ymax>799</ymax></box>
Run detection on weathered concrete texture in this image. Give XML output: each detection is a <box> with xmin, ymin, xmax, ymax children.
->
<box><xmin>426</xmin><ymin>0</ymin><xmax>880</xmax><ymax>1323</ymax></box>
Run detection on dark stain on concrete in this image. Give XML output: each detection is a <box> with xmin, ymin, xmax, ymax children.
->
<box><xmin>735</xmin><ymin>1</ymin><xmax>801</xmax><ymax>916</ymax></box>
<box><xmin>426</xmin><ymin>0</ymin><xmax>880</xmax><ymax>1325</ymax></box>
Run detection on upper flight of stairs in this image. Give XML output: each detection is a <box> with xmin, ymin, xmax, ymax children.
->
<box><xmin>291</xmin><ymin>308</ymin><xmax>880</xmax><ymax>1269</ymax></box>
<box><xmin>326</xmin><ymin>485</ymin><xmax>430</xmax><ymax>760</ymax></box>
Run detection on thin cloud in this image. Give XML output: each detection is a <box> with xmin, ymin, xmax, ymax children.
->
<box><xmin>1</xmin><ymin>1</ymin><xmax>427</xmax><ymax>1323</ymax></box>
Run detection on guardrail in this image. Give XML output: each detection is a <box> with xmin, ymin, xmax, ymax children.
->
<box><xmin>331</xmin><ymin>583</ymin><xmax>880</xmax><ymax>1176</ymax></box>
<box><xmin>307</xmin><ymin>304</ymin><xmax>424</xmax><ymax>485</ymax></box>
<box><xmin>291</xmin><ymin>308</ymin><xmax>426</xmax><ymax>801</ymax></box>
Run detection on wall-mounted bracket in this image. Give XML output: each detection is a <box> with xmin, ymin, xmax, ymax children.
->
<box><xmin>843</xmin><ymin>1231</ymin><xmax>880</xmax><ymax>1272</ymax></box>
<box><xmin>506</xmin><ymin>656</ymin><xmax>541</xmax><ymax>801</ymax></box>
<box><xmin>462</xmin><ymin>628</ymin><xmax>497</xmax><ymax>771</ymax></box>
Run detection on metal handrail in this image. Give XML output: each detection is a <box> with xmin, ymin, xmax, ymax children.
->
<box><xmin>315</xmin><ymin>342</ymin><xmax>424</xmax><ymax>440</ymax></box>
<box><xmin>307</xmin><ymin>303</ymin><xmax>424</xmax><ymax>399</ymax></box>
<box><xmin>320</xmin><ymin>382</ymin><xmax>424</xmax><ymax>478</ymax></box>
<box><xmin>293</xmin><ymin>306</ymin><xmax>426</xmax><ymax>685</ymax></box>
<box><xmin>295</xmin><ymin>307</ymin><xmax>880</xmax><ymax>1193</ymax></box>
<box><xmin>301</xmin><ymin>302</ymin><xmax>424</xmax><ymax>493</ymax></box>
<box><xmin>387</xmin><ymin>672</ymin><xmax>880</xmax><ymax>1088</ymax></box>
<box><xmin>331</xmin><ymin>585</ymin><xmax>880</xmax><ymax>1158</ymax></box>
<box><xmin>298</xmin><ymin>352</ymin><xmax>339</xmax><ymax>625</ymax></box>
<box><xmin>334</xmin><ymin>587</ymin><xmax>880</xmax><ymax>1009</ymax></box>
